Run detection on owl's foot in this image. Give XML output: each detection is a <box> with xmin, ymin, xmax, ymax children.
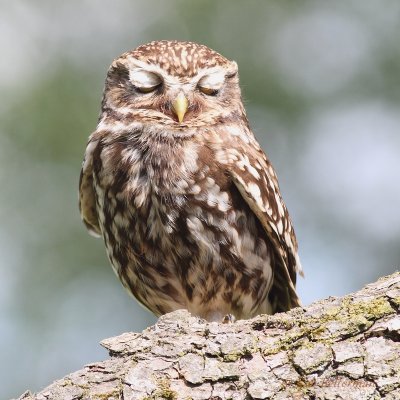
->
<box><xmin>222</xmin><ymin>313</ymin><xmax>236</xmax><ymax>324</ymax></box>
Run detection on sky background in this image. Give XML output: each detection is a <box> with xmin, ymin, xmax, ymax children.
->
<box><xmin>1</xmin><ymin>1</ymin><xmax>400</xmax><ymax>398</ymax></box>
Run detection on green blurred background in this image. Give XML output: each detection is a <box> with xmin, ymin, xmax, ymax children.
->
<box><xmin>2</xmin><ymin>1</ymin><xmax>399</xmax><ymax>398</ymax></box>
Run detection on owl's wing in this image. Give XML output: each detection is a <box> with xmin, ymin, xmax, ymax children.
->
<box><xmin>229</xmin><ymin>145</ymin><xmax>303</xmax><ymax>312</ymax></box>
<box><xmin>79</xmin><ymin>138</ymin><xmax>102</xmax><ymax>237</ymax></box>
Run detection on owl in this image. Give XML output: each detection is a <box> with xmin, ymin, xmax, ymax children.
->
<box><xmin>79</xmin><ymin>40</ymin><xmax>303</xmax><ymax>322</ymax></box>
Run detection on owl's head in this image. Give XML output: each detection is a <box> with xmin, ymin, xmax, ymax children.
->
<box><xmin>101</xmin><ymin>41</ymin><xmax>244</xmax><ymax>129</ymax></box>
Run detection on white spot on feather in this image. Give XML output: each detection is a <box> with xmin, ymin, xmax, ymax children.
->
<box><xmin>248</xmin><ymin>182</ymin><xmax>261</xmax><ymax>201</ymax></box>
<box><xmin>276</xmin><ymin>219</ymin><xmax>284</xmax><ymax>235</ymax></box>
<box><xmin>190</xmin><ymin>185</ymin><xmax>201</xmax><ymax>195</ymax></box>
<box><xmin>181</xmin><ymin>48</ymin><xmax>188</xmax><ymax>69</ymax></box>
<box><xmin>215</xmin><ymin>148</ymin><xmax>240</xmax><ymax>164</ymax></box>
<box><xmin>274</xmin><ymin>191</ymin><xmax>285</xmax><ymax>218</ymax></box>
<box><xmin>237</xmin><ymin>155</ymin><xmax>261</xmax><ymax>179</ymax></box>
<box><xmin>195</xmin><ymin>178</ymin><xmax>231</xmax><ymax>212</ymax></box>
<box><xmin>225</xmin><ymin>125</ymin><xmax>250</xmax><ymax>144</ymax></box>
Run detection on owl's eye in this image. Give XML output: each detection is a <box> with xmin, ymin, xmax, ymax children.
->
<box><xmin>136</xmin><ymin>85</ymin><xmax>161</xmax><ymax>94</ymax></box>
<box><xmin>130</xmin><ymin>70</ymin><xmax>162</xmax><ymax>93</ymax></box>
<box><xmin>197</xmin><ymin>72</ymin><xmax>225</xmax><ymax>96</ymax></box>
<box><xmin>198</xmin><ymin>86</ymin><xmax>219</xmax><ymax>96</ymax></box>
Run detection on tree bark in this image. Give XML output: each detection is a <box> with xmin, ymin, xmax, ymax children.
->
<box><xmin>16</xmin><ymin>272</ymin><xmax>400</xmax><ymax>400</ymax></box>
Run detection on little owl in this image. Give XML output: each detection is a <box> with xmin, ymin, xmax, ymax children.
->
<box><xmin>79</xmin><ymin>40</ymin><xmax>303</xmax><ymax>322</ymax></box>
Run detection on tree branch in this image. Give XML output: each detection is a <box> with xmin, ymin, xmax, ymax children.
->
<box><xmin>17</xmin><ymin>272</ymin><xmax>400</xmax><ymax>400</ymax></box>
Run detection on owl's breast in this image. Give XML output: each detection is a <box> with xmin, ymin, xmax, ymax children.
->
<box><xmin>93</xmin><ymin>138</ymin><xmax>274</xmax><ymax>318</ymax></box>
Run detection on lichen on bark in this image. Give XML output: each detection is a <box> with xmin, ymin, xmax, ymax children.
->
<box><xmin>16</xmin><ymin>272</ymin><xmax>400</xmax><ymax>400</ymax></box>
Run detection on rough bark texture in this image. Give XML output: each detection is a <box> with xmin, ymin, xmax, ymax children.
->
<box><xmin>17</xmin><ymin>272</ymin><xmax>400</xmax><ymax>400</ymax></box>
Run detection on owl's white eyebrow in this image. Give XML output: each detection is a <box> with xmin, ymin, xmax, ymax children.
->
<box><xmin>127</xmin><ymin>63</ymin><xmax>179</xmax><ymax>87</ymax></box>
<box><xmin>196</xmin><ymin>66</ymin><xmax>227</xmax><ymax>78</ymax></box>
<box><xmin>129</xmin><ymin>69</ymin><xmax>162</xmax><ymax>88</ymax></box>
<box><xmin>127</xmin><ymin>57</ymin><xmax>167</xmax><ymax>76</ymax></box>
<box><xmin>197</xmin><ymin>70</ymin><xmax>226</xmax><ymax>87</ymax></box>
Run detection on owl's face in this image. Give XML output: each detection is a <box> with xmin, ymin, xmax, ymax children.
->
<box><xmin>101</xmin><ymin>41</ymin><xmax>244</xmax><ymax>130</ymax></box>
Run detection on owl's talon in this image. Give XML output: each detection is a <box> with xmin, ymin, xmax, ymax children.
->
<box><xmin>222</xmin><ymin>314</ymin><xmax>236</xmax><ymax>324</ymax></box>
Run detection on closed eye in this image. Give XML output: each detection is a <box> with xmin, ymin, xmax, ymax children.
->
<box><xmin>197</xmin><ymin>71</ymin><xmax>225</xmax><ymax>96</ymax></box>
<box><xmin>135</xmin><ymin>83</ymin><xmax>162</xmax><ymax>93</ymax></box>
<box><xmin>130</xmin><ymin>70</ymin><xmax>163</xmax><ymax>93</ymax></box>
<box><xmin>198</xmin><ymin>86</ymin><xmax>219</xmax><ymax>96</ymax></box>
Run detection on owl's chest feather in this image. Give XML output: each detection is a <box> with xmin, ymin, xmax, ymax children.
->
<box><xmin>97</xmin><ymin>137</ymin><xmax>256</xmax><ymax>251</ymax></box>
<box><xmin>94</xmin><ymin>138</ymin><xmax>273</xmax><ymax>318</ymax></box>
<box><xmin>120</xmin><ymin>138</ymin><xmax>229</xmax><ymax>210</ymax></box>
<box><xmin>135</xmin><ymin>154</ymin><xmax>232</xmax><ymax>246</ymax></box>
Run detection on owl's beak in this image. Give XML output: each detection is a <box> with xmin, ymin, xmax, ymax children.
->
<box><xmin>172</xmin><ymin>92</ymin><xmax>188</xmax><ymax>123</ymax></box>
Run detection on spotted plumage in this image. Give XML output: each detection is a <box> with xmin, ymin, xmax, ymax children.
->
<box><xmin>79</xmin><ymin>40</ymin><xmax>302</xmax><ymax>321</ymax></box>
